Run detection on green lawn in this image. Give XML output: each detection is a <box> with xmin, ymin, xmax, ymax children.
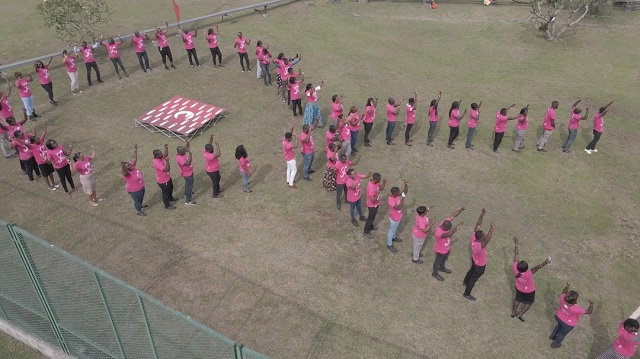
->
<box><xmin>1</xmin><ymin>1</ymin><xmax>639</xmax><ymax>358</ymax></box>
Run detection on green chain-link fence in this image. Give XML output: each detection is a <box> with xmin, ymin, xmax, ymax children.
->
<box><xmin>0</xmin><ymin>221</ymin><xmax>268</xmax><ymax>359</ymax></box>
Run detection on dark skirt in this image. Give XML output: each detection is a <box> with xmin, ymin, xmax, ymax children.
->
<box><xmin>38</xmin><ymin>162</ymin><xmax>55</xmax><ymax>177</ymax></box>
<box><xmin>515</xmin><ymin>289</ymin><xmax>535</xmax><ymax>304</ymax></box>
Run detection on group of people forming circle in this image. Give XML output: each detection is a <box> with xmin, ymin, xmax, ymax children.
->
<box><xmin>1</xmin><ymin>20</ymin><xmax>635</xmax><ymax>357</ymax></box>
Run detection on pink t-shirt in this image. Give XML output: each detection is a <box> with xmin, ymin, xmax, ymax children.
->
<box><xmin>470</xmin><ymin>232</ymin><xmax>487</xmax><ymax>266</ymax></box>
<box><xmin>412</xmin><ymin>215</ymin><xmax>429</xmax><ymax>240</ymax></box>
<box><xmin>388</xmin><ymin>195</ymin><xmax>403</xmax><ymax>222</ymax></box>
<box><xmin>175</xmin><ymin>154</ymin><xmax>194</xmax><ymax>177</ymax></box>
<box><xmin>326</xmin><ymin>149</ymin><xmax>337</xmax><ymax>169</ymax></box>
<box><xmin>238</xmin><ymin>157</ymin><xmax>250</xmax><ymax>173</ymax></box>
<box><xmin>207</xmin><ymin>33</ymin><xmax>218</xmax><ymax>48</ymax></box>
<box><xmin>593</xmin><ymin>113</ymin><xmax>604</xmax><ymax>133</ymax></box>
<box><xmin>468</xmin><ymin>109</ymin><xmax>479</xmax><ymax>128</ymax></box>
<box><xmin>494</xmin><ymin>112</ymin><xmax>508</xmax><ymax>133</ymax></box>
<box><xmin>513</xmin><ymin>262</ymin><xmax>535</xmax><ymax>293</ymax></box>
<box><xmin>448</xmin><ymin>109</ymin><xmax>460</xmax><ymax>127</ymax></box>
<box><xmin>543</xmin><ymin>107</ymin><xmax>556</xmax><ymax>131</ymax></box>
<box><xmin>300</xmin><ymin>132</ymin><xmax>314</xmax><ymax>154</ymax></box>
<box><xmin>305</xmin><ymin>90</ymin><xmax>318</xmax><ymax>103</ymax></box>
<box><xmin>259</xmin><ymin>51</ymin><xmax>271</xmax><ymax>65</ymax></box>
<box><xmin>73</xmin><ymin>156</ymin><xmax>93</xmax><ymax>175</ymax></box>
<box><xmin>348</xmin><ymin>113</ymin><xmax>361</xmax><ymax>132</ymax></box>
<box><xmin>79</xmin><ymin>46</ymin><xmax>96</xmax><ymax>63</ymax></box>
<box><xmin>275</xmin><ymin>59</ymin><xmax>286</xmax><ymax>76</ymax></box>
<box><xmin>182</xmin><ymin>32</ymin><xmax>195</xmax><ymax>50</ymax></box>
<box><xmin>64</xmin><ymin>56</ymin><xmax>77</xmax><ymax>73</ymax></box>
<box><xmin>36</xmin><ymin>67</ymin><xmax>52</xmax><ymax>85</ymax></box>
<box><xmin>29</xmin><ymin>141</ymin><xmax>48</xmax><ymax>165</ymax></box>
<box><xmin>568</xmin><ymin>110</ymin><xmax>582</xmax><ymax>130</ymax></box>
<box><xmin>613</xmin><ymin>322</ymin><xmax>639</xmax><ymax>356</ymax></box>
<box><xmin>12</xmin><ymin>137</ymin><xmax>33</xmax><ymax>160</ymax></box>
<box><xmin>365</xmin><ymin>181</ymin><xmax>381</xmax><ymax>208</ymax></box>
<box><xmin>325</xmin><ymin>130</ymin><xmax>336</xmax><ymax>151</ymax></box>
<box><xmin>46</xmin><ymin>146</ymin><xmax>69</xmax><ymax>169</ymax></box>
<box><xmin>406</xmin><ymin>104</ymin><xmax>416</xmax><ymax>124</ymax></box>
<box><xmin>516</xmin><ymin>115</ymin><xmax>529</xmax><ymax>131</ymax></box>
<box><xmin>282</xmin><ymin>138</ymin><xmax>295</xmax><ymax>161</ymax></box>
<box><xmin>339</xmin><ymin>122</ymin><xmax>351</xmax><ymax>142</ymax></box>
<box><xmin>0</xmin><ymin>96</ymin><xmax>14</xmax><ymax>119</ymax></box>
<box><xmin>156</xmin><ymin>31</ymin><xmax>168</xmax><ymax>48</ymax></box>
<box><xmin>386</xmin><ymin>104</ymin><xmax>397</xmax><ymax>122</ymax></box>
<box><xmin>255</xmin><ymin>45</ymin><xmax>263</xmax><ymax>57</ymax></box>
<box><xmin>555</xmin><ymin>293</ymin><xmax>586</xmax><ymax>327</ymax></box>
<box><xmin>335</xmin><ymin>160</ymin><xmax>351</xmax><ymax>185</ymax></box>
<box><xmin>331</xmin><ymin>102</ymin><xmax>343</xmax><ymax>120</ymax></box>
<box><xmin>363</xmin><ymin>105</ymin><xmax>375</xmax><ymax>124</ymax></box>
<box><xmin>103</xmin><ymin>42</ymin><xmax>122</xmax><ymax>59</ymax></box>
<box><xmin>15</xmin><ymin>79</ymin><xmax>32</xmax><ymax>98</ymax></box>
<box><xmin>202</xmin><ymin>148</ymin><xmax>220</xmax><ymax>172</ymax></box>
<box><xmin>346</xmin><ymin>174</ymin><xmax>365</xmax><ymax>202</ymax></box>
<box><xmin>235</xmin><ymin>37</ymin><xmax>248</xmax><ymax>53</ymax></box>
<box><xmin>123</xmin><ymin>162</ymin><xmax>145</xmax><ymax>192</ymax></box>
<box><xmin>132</xmin><ymin>35</ymin><xmax>146</xmax><ymax>52</ymax></box>
<box><xmin>433</xmin><ymin>218</ymin><xmax>452</xmax><ymax>254</ymax></box>
<box><xmin>429</xmin><ymin>106</ymin><xmax>438</xmax><ymax>122</ymax></box>
<box><xmin>153</xmin><ymin>157</ymin><xmax>171</xmax><ymax>184</ymax></box>
<box><xmin>290</xmin><ymin>81</ymin><xmax>302</xmax><ymax>101</ymax></box>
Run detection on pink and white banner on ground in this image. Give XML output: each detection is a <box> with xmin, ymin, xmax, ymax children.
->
<box><xmin>134</xmin><ymin>96</ymin><xmax>225</xmax><ymax>140</ymax></box>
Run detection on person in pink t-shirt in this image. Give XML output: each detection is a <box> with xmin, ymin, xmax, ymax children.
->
<box><xmin>337</xmin><ymin>114</ymin><xmax>354</xmax><ymax>158</ymax></box>
<box><xmin>289</xmin><ymin>72</ymin><xmax>305</xmax><ymax>117</ymax></box>
<box><xmin>62</xmin><ymin>50</ymin><xmax>82</xmax><ymax>94</ymax></box>
<box><xmin>207</xmin><ymin>25</ymin><xmax>224</xmax><ymax>68</ymax></box>
<box><xmin>234</xmin><ymin>32</ymin><xmax>252</xmax><ymax>72</ymax></box>
<box><xmin>586</xmin><ymin>101</ymin><xmax>614</xmax><ymax>154</ymax></box>
<box><xmin>427</xmin><ymin>90</ymin><xmax>442</xmax><ymax>146</ymax></box>
<box><xmin>386</xmin><ymin>181</ymin><xmax>408</xmax><ymax>252</ymax></box>
<box><xmin>282</xmin><ymin>129</ymin><xmax>298</xmax><ymax>189</ymax></box>
<box><xmin>121</xmin><ymin>145</ymin><xmax>147</xmax><ymax>216</ymax></box>
<box><xmin>404</xmin><ymin>93</ymin><xmax>418</xmax><ymax>146</ymax></box>
<box><xmin>153</xmin><ymin>144</ymin><xmax>177</xmax><ymax>209</ymax></box>
<box><xmin>462</xmin><ymin>208</ymin><xmax>494</xmax><ymax>300</ymax></box>
<box><xmin>34</xmin><ymin>58</ymin><xmax>58</xmax><ymax>105</ymax></box>
<box><xmin>300</xmin><ymin>121</ymin><xmax>318</xmax><ymax>181</ymax></box>
<box><xmin>131</xmin><ymin>31</ymin><xmax>152</xmax><ymax>73</ymax></box>
<box><xmin>155</xmin><ymin>22</ymin><xmax>176</xmax><ymax>70</ymax></box>
<box><xmin>335</xmin><ymin>154</ymin><xmax>361</xmax><ymax>210</ymax></box>
<box><xmin>180</xmin><ymin>27</ymin><xmax>200</xmax><ymax>67</ymax></box>
<box><xmin>325</xmin><ymin>124</ymin><xmax>340</xmax><ymax>152</ymax></box>
<box><xmin>537</xmin><ymin>100</ymin><xmax>559</xmax><ymax>152</ymax></box>
<box><xmin>385</xmin><ymin>98</ymin><xmax>403</xmax><ymax>145</ymax></box>
<box><xmin>346</xmin><ymin>106</ymin><xmax>361</xmax><ymax>153</ymax></box>
<box><xmin>45</xmin><ymin>139</ymin><xmax>75</xmax><ymax>195</ymax></box>
<box><xmin>255</xmin><ymin>40</ymin><xmax>267</xmax><ymax>79</ymax></box>
<box><xmin>330</xmin><ymin>95</ymin><xmax>344</xmax><ymax>128</ymax></box>
<box><xmin>411</xmin><ymin>205</ymin><xmax>434</xmax><ymax>263</ymax></box>
<box><xmin>14</xmin><ymin>72</ymin><xmax>38</xmax><ymax>119</ymax></box>
<box><xmin>346</xmin><ymin>169</ymin><xmax>371</xmax><ymax>227</ymax></box>
<box><xmin>0</xmin><ymin>87</ymin><xmax>15</xmax><ymax>121</ymax></box>
<box><xmin>323</xmin><ymin>142</ymin><xmax>339</xmax><ymax>192</ymax></box>
<box><xmin>492</xmin><ymin>103</ymin><xmax>518</xmax><ymax>153</ymax></box>
<box><xmin>511</xmin><ymin>236</ymin><xmax>552</xmax><ymax>321</ymax></box>
<box><xmin>363</xmin><ymin>173</ymin><xmax>387</xmax><ymax>239</ymax></box>
<box><xmin>100</xmin><ymin>35</ymin><xmax>128</xmax><ymax>79</ymax></box>
<box><xmin>512</xmin><ymin>105</ymin><xmax>530</xmax><ymax>152</ymax></box>
<box><xmin>72</xmin><ymin>146</ymin><xmax>100</xmax><ymax>206</ymax></box>
<box><xmin>259</xmin><ymin>47</ymin><xmax>274</xmax><ymax>86</ymax></box>
<box><xmin>27</xmin><ymin>122</ymin><xmax>58</xmax><ymax>190</ymax></box>
<box><xmin>8</xmin><ymin>130</ymin><xmax>41</xmax><ymax>182</ymax></box>
<box><xmin>235</xmin><ymin>145</ymin><xmax>252</xmax><ymax>193</ymax></box>
<box><xmin>447</xmin><ymin>100</ymin><xmax>468</xmax><ymax>149</ymax></box>
<box><xmin>597</xmin><ymin>317</ymin><xmax>640</xmax><ymax>359</ymax></box>
<box><xmin>73</xmin><ymin>38</ymin><xmax>103</xmax><ymax>84</ymax></box>
<box><xmin>562</xmin><ymin>101</ymin><xmax>589</xmax><ymax>153</ymax></box>
<box><xmin>464</xmin><ymin>101</ymin><xmax>482</xmax><ymax>150</ymax></box>
<box><xmin>549</xmin><ymin>282</ymin><xmax>594</xmax><ymax>348</ymax></box>
<box><xmin>431</xmin><ymin>207</ymin><xmax>465</xmax><ymax>280</ymax></box>
<box><xmin>362</xmin><ymin>97</ymin><xmax>378</xmax><ymax>147</ymax></box>
<box><xmin>304</xmin><ymin>81</ymin><xmax>325</xmax><ymax>127</ymax></box>
<box><xmin>203</xmin><ymin>135</ymin><xmax>223</xmax><ymax>198</ymax></box>
<box><xmin>176</xmin><ymin>141</ymin><xmax>196</xmax><ymax>205</ymax></box>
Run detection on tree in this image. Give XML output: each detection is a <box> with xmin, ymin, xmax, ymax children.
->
<box><xmin>36</xmin><ymin>0</ymin><xmax>114</xmax><ymax>43</ymax></box>
<box><xmin>530</xmin><ymin>0</ymin><xmax>595</xmax><ymax>41</ymax></box>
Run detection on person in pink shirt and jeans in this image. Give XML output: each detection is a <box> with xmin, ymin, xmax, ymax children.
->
<box><xmin>512</xmin><ymin>105</ymin><xmax>530</xmax><ymax>152</ymax></box>
<box><xmin>122</xmin><ymin>145</ymin><xmax>147</xmax><ymax>216</ymax></box>
<box><xmin>131</xmin><ymin>31</ymin><xmax>152</xmax><ymax>73</ymax></box>
<box><xmin>385</xmin><ymin>98</ymin><xmax>403</xmax><ymax>145</ymax></box>
<box><xmin>14</xmin><ymin>72</ymin><xmax>38</xmax><ymax>120</ymax></box>
<box><xmin>511</xmin><ymin>236</ymin><xmax>552</xmax><ymax>321</ymax></box>
<box><xmin>562</xmin><ymin>101</ymin><xmax>589</xmax><ymax>153</ymax></box>
<box><xmin>465</xmin><ymin>101</ymin><xmax>481</xmax><ymax>150</ymax></box>
<box><xmin>549</xmin><ymin>282</ymin><xmax>594</xmax><ymax>348</ymax></box>
<box><xmin>597</xmin><ymin>316</ymin><xmax>639</xmax><ymax>359</ymax></box>
<box><xmin>431</xmin><ymin>207</ymin><xmax>465</xmax><ymax>280</ymax></box>
<box><xmin>386</xmin><ymin>181</ymin><xmax>407</xmax><ymax>253</ymax></box>
<box><xmin>346</xmin><ymin>169</ymin><xmax>371</xmax><ymax>227</ymax></box>
<box><xmin>176</xmin><ymin>141</ymin><xmax>196</xmax><ymax>205</ymax></box>
<box><xmin>585</xmin><ymin>101</ymin><xmax>614</xmax><ymax>154</ymax></box>
<box><xmin>363</xmin><ymin>173</ymin><xmax>386</xmax><ymax>239</ymax></box>
<box><xmin>537</xmin><ymin>100</ymin><xmax>558</xmax><ymax>152</ymax></box>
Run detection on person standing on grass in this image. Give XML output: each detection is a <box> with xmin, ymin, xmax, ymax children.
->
<box><xmin>562</xmin><ymin>101</ymin><xmax>589</xmax><ymax>153</ymax></box>
<box><xmin>385</xmin><ymin>98</ymin><xmax>403</xmax><ymax>145</ymax></box>
<box><xmin>3</xmin><ymin>110</ymin><xmax>29</xmax><ymax>171</ymax></box>
<box><xmin>0</xmin><ymin>89</ymin><xmax>17</xmax><ymax>158</ymax></box>
<box><xmin>304</xmin><ymin>81</ymin><xmax>324</xmax><ymax>127</ymax></box>
<box><xmin>512</xmin><ymin>105</ymin><xmax>530</xmax><ymax>152</ymax></box>
<box><xmin>101</xmin><ymin>35</ymin><xmax>128</xmax><ymax>79</ymax></box>
<box><xmin>462</xmin><ymin>208</ymin><xmax>494</xmax><ymax>301</ymax></box>
<box><xmin>325</xmin><ymin>124</ymin><xmax>339</xmax><ymax>152</ymax></box>
<box><xmin>346</xmin><ymin>169</ymin><xmax>370</xmax><ymax>227</ymax></box>
<box><xmin>72</xmin><ymin>146</ymin><xmax>100</xmax><ymax>206</ymax></box>
<box><xmin>62</xmin><ymin>50</ymin><xmax>82</xmax><ymax>95</ymax></box>
<box><xmin>330</xmin><ymin>95</ymin><xmax>344</xmax><ymax>128</ymax></box>
<box><xmin>586</xmin><ymin>101</ymin><xmax>614</xmax><ymax>154</ymax></box>
<box><xmin>207</xmin><ymin>26</ymin><xmax>223</xmax><ymax>68</ymax></box>
<box><xmin>323</xmin><ymin>142</ymin><xmax>339</xmax><ymax>192</ymax></box>
<box><xmin>14</xmin><ymin>72</ymin><xmax>38</xmax><ymax>120</ymax></box>
<box><xmin>289</xmin><ymin>72</ymin><xmax>305</xmax><ymax>117</ymax></box>
<box><xmin>411</xmin><ymin>205</ymin><xmax>434</xmax><ymax>264</ymax></box>
<box><xmin>259</xmin><ymin>47</ymin><xmax>273</xmax><ymax>86</ymax></box>
<box><xmin>180</xmin><ymin>27</ymin><xmax>200</xmax><ymax>68</ymax></box>
<box><xmin>511</xmin><ymin>236</ymin><xmax>552</xmax><ymax>321</ymax></box>
<box><xmin>28</xmin><ymin>122</ymin><xmax>58</xmax><ymax>190</ymax></box>
<box><xmin>432</xmin><ymin>207</ymin><xmax>465</xmax><ymax>280</ymax></box>
<box><xmin>8</xmin><ymin>130</ymin><xmax>41</xmax><ymax>183</ymax></box>
<box><xmin>549</xmin><ymin>282</ymin><xmax>594</xmax><ymax>349</ymax></box>
<box><xmin>447</xmin><ymin>100</ymin><xmax>467</xmax><ymax>149</ymax></box>
<box><xmin>34</xmin><ymin>59</ymin><xmax>57</xmax><ymax>106</ymax></box>
<box><xmin>255</xmin><ymin>41</ymin><xmax>264</xmax><ymax>79</ymax></box>
<box><xmin>348</xmin><ymin>106</ymin><xmax>361</xmax><ymax>153</ymax></box>
<box><xmin>336</xmin><ymin>114</ymin><xmax>352</xmax><ymax>158</ymax></box>
<box><xmin>153</xmin><ymin>144</ymin><xmax>177</xmax><ymax>210</ymax></box>
<box><xmin>283</xmin><ymin>129</ymin><xmax>298</xmax><ymax>189</ymax></box>
<box><xmin>363</xmin><ymin>97</ymin><xmax>378</xmax><ymax>147</ymax></box>
<box><xmin>597</xmin><ymin>317</ymin><xmax>640</xmax><ymax>359</ymax></box>
<box><xmin>363</xmin><ymin>173</ymin><xmax>386</xmax><ymax>239</ymax></box>
<box><xmin>301</xmin><ymin>121</ymin><xmax>318</xmax><ymax>181</ymax></box>
<box><xmin>386</xmin><ymin>181</ymin><xmax>407</xmax><ymax>253</ymax></box>
<box><xmin>234</xmin><ymin>32</ymin><xmax>251</xmax><ymax>72</ymax></box>
<box><xmin>176</xmin><ymin>141</ymin><xmax>196</xmax><ymax>205</ymax></box>
<box><xmin>203</xmin><ymin>135</ymin><xmax>222</xmax><ymax>198</ymax></box>
<box><xmin>465</xmin><ymin>102</ymin><xmax>482</xmax><ymax>150</ymax></box>
<box><xmin>335</xmin><ymin>154</ymin><xmax>360</xmax><ymax>210</ymax></box>
<box><xmin>0</xmin><ymin>87</ymin><xmax>15</xmax><ymax>121</ymax></box>
<box><xmin>235</xmin><ymin>145</ymin><xmax>252</xmax><ymax>193</ymax></box>
<box><xmin>46</xmin><ymin>139</ymin><xmax>75</xmax><ymax>196</ymax></box>
<box><xmin>156</xmin><ymin>22</ymin><xmax>176</xmax><ymax>70</ymax></box>
<box><xmin>537</xmin><ymin>100</ymin><xmax>558</xmax><ymax>152</ymax></box>
<box><xmin>427</xmin><ymin>91</ymin><xmax>442</xmax><ymax>147</ymax></box>
<box><xmin>122</xmin><ymin>144</ymin><xmax>147</xmax><ymax>216</ymax></box>
<box><xmin>493</xmin><ymin>104</ymin><xmax>518</xmax><ymax>153</ymax></box>
<box><xmin>131</xmin><ymin>31</ymin><xmax>152</xmax><ymax>73</ymax></box>
<box><xmin>73</xmin><ymin>39</ymin><xmax>103</xmax><ymax>85</ymax></box>
<box><xmin>405</xmin><ymin>93</ymin><xmax>418</xmax><ymax>146</ymax></box>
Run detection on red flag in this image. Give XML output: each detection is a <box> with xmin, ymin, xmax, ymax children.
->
<box><xmin>172</xmin><ymin>0</ymin><xmax>181</xmax><ymax>24</ymax></box>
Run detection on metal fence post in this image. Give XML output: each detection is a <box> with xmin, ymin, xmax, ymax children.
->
<box><xmin>0</xmin><ymin>299</ymin><xmax>8</xmax><ymax>320</ymax></box>
<box><xmin>137</xmin><ymin>295</ymin><xmax>159</xmax><ymax>359</ymax></box>
<box><xmin>6</xmin><ymin>224</ymin><xmax>70</xmax><ymax>354</ymax></box>
<box><xmin>237</xmin><ymin>342</ymin><xmax>245</xmax><ymax>359</ymax></box>
<box><xmin>94</xmin><ymin>273</ymin><xmax>126</xmax><ymax>359</ymax></box>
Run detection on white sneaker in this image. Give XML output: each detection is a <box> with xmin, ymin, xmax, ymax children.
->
<box><xmin>592</xmin><ymin>149</ymin><xmax>598</xmax><ymax>153</ymax></box>
<box><xmin>584</xmin><ymin>149</ymin><xmax>592</xmax><ymax>154</ymax></box>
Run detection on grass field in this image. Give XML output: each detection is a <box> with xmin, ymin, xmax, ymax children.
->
<box><xmin>1</xmin><ymin>0</ymin><xmax>640</xmax><ymax>358</ymax></box>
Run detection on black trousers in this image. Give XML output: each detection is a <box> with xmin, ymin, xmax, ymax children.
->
<box><xmin>292</xmin><ymin>99</ymin><xmax>302</xmax><ymax>116</ymax></box>
<box><xmin>157</xmin><ymin>178</ymin><xmax>174</xmax><ymax>208</ymax></box>
<box><xmin>463</xmin><ymin>262</ymin><xmax>486</xmax><ymax>296</ymax></box>
<box><xmin>41</xmin><ymin>83</ymin><xmax>54</xmax><ymax>102</ymax></box>
<box><xmin>158</xmin><ymin>46</ymin><xmax>174</xmax><ymax>64</ymax></box>
<box><xmin>448</xmin><ymin>126</ymin><xmax>459</xmax><ymax>145</ymax></box>
<box><xmin>405</xmin><ymin>123</ymin><xmax>413</xmax><ymax>142</ymax></box>
<box><xmin>493</xmin><ymin>132</ymin><xmax>504</xmax><ymax>151</ymax></box>
<box><xmin>210</xmin><ymin>47</ymin><xmax>222</xmax><ymax>65</ymax></box>
<box><xmin>55</xmin><ymin>164</ymin><xmax>75</xmax><ymax>193</ymax></box>
<box><xmin>207</xmin><ymin>170</ymin><xmax>221</xmax><ymax>196</ymax></box>
<box><xmin>363</xmin><ymin>122</ymin><xmax>373</xmax><ymax>144</ymax></box>
<box><xmin>586</xmin><ymin>130</ymin><xmax>602</xmax><ymax>150</ymax></box>
<box><xmin>136</xmin><ymin>51</ymin><xmax>150</xmax><ymax>70</ymax></box>
<box><xmin>186</xmin><ymin>48</ymin><xmax>199</xmax><ymax>66</ymax></box>
<box><xmin>85</xmin><ymin>62</ymin><xmax>101</xmax><ymax>84</ymax></box>
<box><xmin>110</xmin><ymin>57</ymin><xmax>126</xmax><ymax>76</ymax></box>
<box><xmin>335</xmin><ymin>183</ymin><xmax>347</xmax><ymax>204</ymax></box>
<box><xmin>238</xmin><ymin>52</ymin><xmax>250</xmax><ymax>70</ymax></box>
<box><xmin>21</xmin><ymin>157</ymin><xmax>41</xmax><ymax>181</ymax></box>
<box><xmin>364</xmin><ymin>206</ymin><xmax>378</xmax><ymax>233</ymax></box>
<box><xmin>432</xmin><ymin>252</ymin><xmax>450</xmax><ymax>275</ymax></box>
